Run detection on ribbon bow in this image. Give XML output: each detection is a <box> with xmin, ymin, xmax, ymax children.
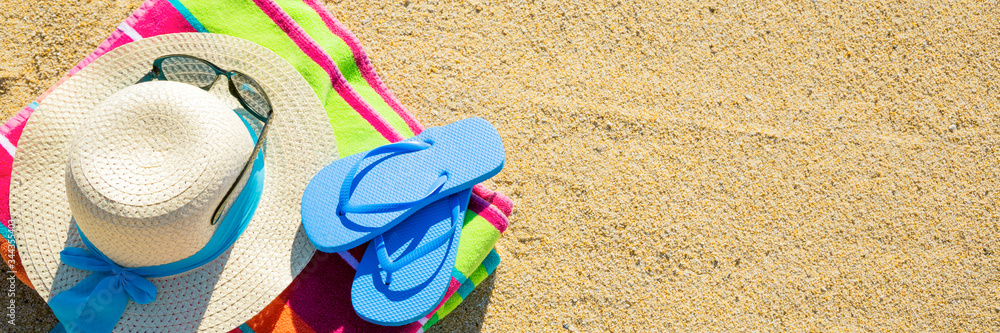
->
<box><xmin>46</xmin><ymin>112</ymin><xmax>265</xmax><ymax>333</ymax></box>
<box><xmin>48</xmin><ymin>248</ymin><xmax>157</xmax><ymax>333</ymax></box>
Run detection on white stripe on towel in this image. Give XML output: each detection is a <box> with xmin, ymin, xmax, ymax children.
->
<box><xmin>0</xmin><ymin>136</ymin><xmax>15</xmax><ymax>158</ymax></box>
<box><xmin>117</xmin><ymin>22</ymin><xmax>143</xmax><ymax>41</ymax></box>
<box><xmin>337</xmin><ymin>251</ymin><xmax>359</xmax><ymax>269</ymax></box>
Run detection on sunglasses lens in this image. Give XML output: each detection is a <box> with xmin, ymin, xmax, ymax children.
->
<box><xmin>230</xmin><ymin>72</ymin><xmax>272</xmax><ymax>119</ymax></box>
<box><xmin>159</xmin><ymin>56</ymin><xmax>218</xmax><ymax>89</ymax></box>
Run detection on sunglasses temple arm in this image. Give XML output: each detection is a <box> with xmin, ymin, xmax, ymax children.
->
<box><xmin>136</xmin><ymin>71</ymin><xmax>157</xmax><ymax>84</ymax></box>
<box><xmin>210</xmin><ymin>119</ymin><xmax>270</xmax><ymax>225</ymax></box>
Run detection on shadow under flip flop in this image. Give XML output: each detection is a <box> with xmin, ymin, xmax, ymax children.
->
<box><xmin>424</xmin><ymin>270</ymin><xmax>499</xmax><ymax>333</ymax></box>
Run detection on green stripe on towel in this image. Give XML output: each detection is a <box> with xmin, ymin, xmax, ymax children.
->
<box><xmin>453</xmin><ymin>211</ymin><xmax>503</xmax><ymax>278</ymax></box>
<box><xmin>175</xmin><ymin>0</ymin><xmax>391</xmax><ymax>156</ymax></box>
<box><xmin>271</xmin><ymin>0</ymin><xmax>415</xmax><ymax>138</ymax></box>
<box><xmin>423</xmin><ymin>249</ymin><xmax>501</xmax><ymax>331</ymax></box>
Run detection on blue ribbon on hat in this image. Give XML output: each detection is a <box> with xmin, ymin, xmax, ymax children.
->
<box><xmin>48</xmin><ymin>115</ymin><xmax>265</xmax><ymax>333</ymax></box>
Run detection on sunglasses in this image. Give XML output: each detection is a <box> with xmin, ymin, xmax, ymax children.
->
<box><xmin>138</xmin><ymin>55</ymin><xmax>272</xmax><ymax>225</ymax></box>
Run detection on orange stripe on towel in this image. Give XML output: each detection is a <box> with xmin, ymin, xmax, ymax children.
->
<box><xmin>246</xmin><ymin>293</ymin><xmax>318</xmax><ymax>333</ymax></box>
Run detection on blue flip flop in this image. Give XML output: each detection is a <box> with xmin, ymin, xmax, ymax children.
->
<box><xmin>301</xmin><ymin>117</ymin><xmax>505</xmax><ymax>253</ymax></box>
<box><xmin>351</xmin><ymin>188</ymin><xmax>472</xmax><ymax>326</ymax></box>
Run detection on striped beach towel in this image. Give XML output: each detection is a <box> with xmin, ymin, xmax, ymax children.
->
<box><xmin>0</xmin><ymin>0</ymin><xmax>511</xmax><ymax>331</ymax></box>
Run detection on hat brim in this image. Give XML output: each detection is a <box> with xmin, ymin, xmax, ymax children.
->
<box><xmin>11</xmin><ymin>33</ymin><xmax>337</xmax><ymax>332</ymax></box>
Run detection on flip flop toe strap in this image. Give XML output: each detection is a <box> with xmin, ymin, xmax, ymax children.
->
<box><xmin>338</xmin><ymin>141</ymin><xmax>449</xmax><ymax>215</ymax></box>
<box><xmin>373</xmin><ymin>193</ymin><xmax>462</xmax><ymax>275</ymax></box>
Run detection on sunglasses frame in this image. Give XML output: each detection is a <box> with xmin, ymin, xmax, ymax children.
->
<box><xmin>138</xmin><ymin>54</ymin><xmax>273</xmax><ymax>225</ymax></box>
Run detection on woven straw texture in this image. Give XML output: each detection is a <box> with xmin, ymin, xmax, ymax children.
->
<box><xmin>10</xmin><ymin>33</ymin><xmax>337</xmax><ymax>332</ymax></box>
<box><xmin>68</xmin><ymin>81</ymin><xmax>254</xmax><ymax>267</ymax></box>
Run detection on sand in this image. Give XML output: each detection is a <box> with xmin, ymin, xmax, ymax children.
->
<box><xmin>2</xmin><ymin>0</ymin><xmax>999</xmax><ymax>332</ymax></box>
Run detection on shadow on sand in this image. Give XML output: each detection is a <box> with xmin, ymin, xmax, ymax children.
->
<box><xmin>427</xmin><ymin>269</ymin><xmax>500</xmax><ymax>332</ymax></box>
<box><xmin>0</xmin><ymin>275</ymin><xmax>59</xmax><ymax>332</ymax></box>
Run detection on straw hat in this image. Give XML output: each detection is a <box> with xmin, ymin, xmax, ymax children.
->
<box><xmin>10</xmin><ymin>33</ymin><xmax>337</xmax><ymax>332</ymax></box>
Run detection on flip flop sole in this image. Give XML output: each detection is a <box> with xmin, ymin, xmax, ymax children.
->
<box><xmin>351</xmin><ymin>189</ymin><xmax>471</xmax><ymax>326</ymax></box>
<box><xmin>301</xmin><ymin>117</ymin><xmax>504</xmax><ymax>253</ymax></box>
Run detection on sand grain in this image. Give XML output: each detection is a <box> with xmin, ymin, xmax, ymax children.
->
<box><xmin>2</xmin><ymin>0</ymin><xmax>999</xmax><ymax>332</ymax></box>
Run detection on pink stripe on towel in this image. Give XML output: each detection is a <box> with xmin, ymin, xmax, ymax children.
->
<box><xmin>298</xmin><ymin>0</ymin><xmax>515</xmax><ymax>216</ymax></box>
<box><xmin>284</xmin><ymin>248</ymin><xmax>425</xmax><ymax>332</ymax></box>
<box><xmin>0</xmin><ymin>105</ymin><xmax>30</xmax><ymax>230</ymax></box>
<box><xmin>301</xmin><ymin>0</ymin><xmax>424</xmax><ymax>136</ymax></box>
<box><xmin>469</xmin><ymin>194</ymin><xmax>509</xmax><ymax>233</ymax></box>
<box><xmin>129</xmin><ymin>0</ymin><xmax>200</xmax><ymax>37</ymax></box>
<box><xmin>253</xmin><ymin>0</ymin><xmax>404</xmax><ymax>143</ymax></box>
<box><xmin>473</xmin><ymin>184</ymin><xmax>513</xmax><ymax>217</ymax></box>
